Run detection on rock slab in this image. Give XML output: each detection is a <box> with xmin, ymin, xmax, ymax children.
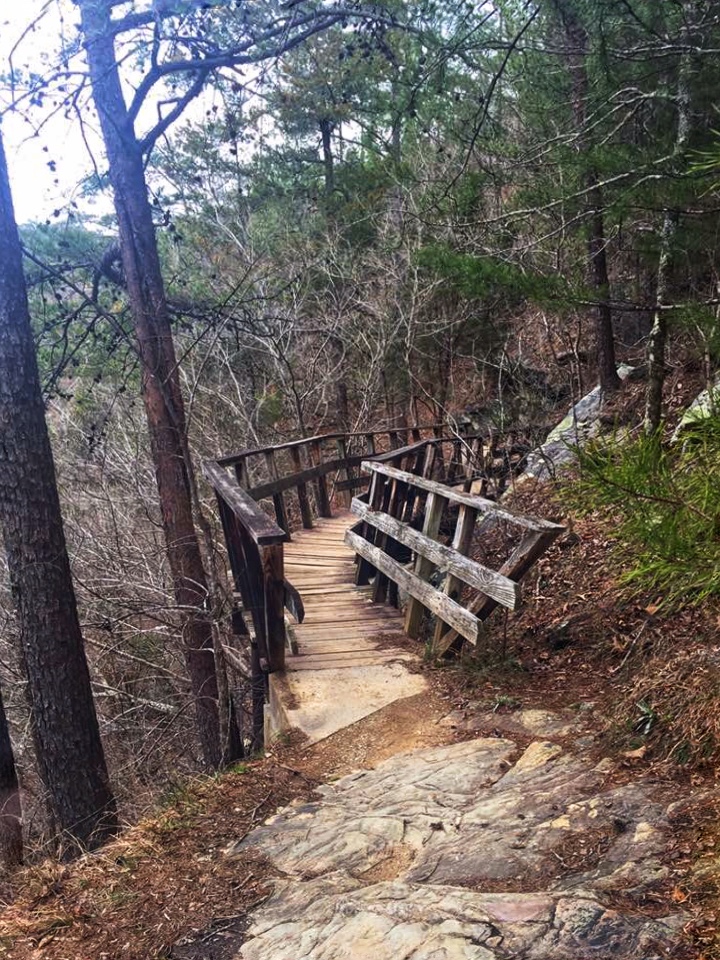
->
<box><xmin>228</xmin><ymin>736</ymin><xmax>687</xmax><ymax>959</ymax></box>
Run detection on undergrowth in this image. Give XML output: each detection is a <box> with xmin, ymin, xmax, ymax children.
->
<box><xmin>568</xmin><ymin>418</ymin><xmax>720</xmax><ymax>608</ymax></box>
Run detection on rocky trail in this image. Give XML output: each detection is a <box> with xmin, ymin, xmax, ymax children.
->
<box><xmin>173</xmin><ymin>705</ymin><xmax>706</xmax><ymax>960</ymax></box>
<box><xmin>3</xmin><ymin>480</ymin><xmax>719</xmax><ymax>960</ymax></box>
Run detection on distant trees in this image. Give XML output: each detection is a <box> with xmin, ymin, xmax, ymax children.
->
<box><xmin>0</xmin><ymin>128</ymin><xmax>118</xmax><ymax>855</ymax></box>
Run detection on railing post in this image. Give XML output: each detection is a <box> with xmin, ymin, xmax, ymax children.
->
<box><xmin>262</xmin><ymin>544</ymin><xmax>286</xmax><ymax>673</ymax></box>
<box><xmin>336</xmin><ymin>436</ymin><xmax>352</xmax><ymax>509</ymax></box>
<box><xmin>432</xmin><ymin>504</ymin><xmax>477</xmax><ymax>652</ymax></box>
<box><xmin>447</xmin><ymin>439</ymin><xmax>462</xmax><ymax>483</ymax></box>
<box><xmin>463</xmin><ymin>438</ymin><xmax>482</xmax><ymax>492</ymax></box>
<box><xmin>404</xmin><ymin>491</ymin><xmax>445</xmax><ymax>639</ymax></box>
<box><xmin>372</xmin><ymin>475</ymin><xmax>407</xmax><ymax>605</ymax></box>
<box><xmin>309</xmin><ymin>440</ymin><xmax>332</xmax><ymax>518</ymax></box>
<box><xmin>234</xmin><ymin>457</ymin><xmax>248</xmax><ymax>489</ymax></box>
<box><xmin>264</xmin><ymin>450</ymin><xmax>290</xmax><ymax>536</ymax></box>
<box><xmin>355</xmin><ymin>471</ymin><xmax>382</xmax><ymax>586</ymax></box>
<box><xmin>432</xmin><ymin>424</ymin><xmax>446</xmax><ymax>479</ymax></box>
<box><xmin>290</xmin><ymin>446</ymin><xmax>314</xmax><ymax>529</ymax></box>
<box><xmin>365</xmin><ymin>432</ymin><xmax>376</xmax><ymax>456</ymax></box>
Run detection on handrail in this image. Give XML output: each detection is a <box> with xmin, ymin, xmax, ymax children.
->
<box><xmin>202</xmin><ymin>461</ymin><xmax>286</xmax><ymax>545</ymax></box>
<box><xmin>216</xmin><ymin>422</ymin><xmax>451</xmax><ymax>467</ymax></box>
<box><xmin>346</xmin><ymin>458</ymin><xmax>565</xmax><ymax>656</ymax></box>
<box><xmin>361</xmin><ymin>461</ymin><xmax>564</xmax><ymax>533</ymax></box>
<box><xmin>204</xmin><ymin>421</ymin><xmax>539</xmax><ymax>752</ymax></box>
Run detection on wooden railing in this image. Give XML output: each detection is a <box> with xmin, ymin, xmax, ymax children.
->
<box><xmin>346</xmin><ymin>459</ymin><xmax>565</xmax><ymax>657</ymax></box>
<box><xmin>204</xmin><ymin>422</ymin><xmax>549</xmax><ymax>747</ymax></box>
<box><xmin>216</xmin><ymin>423</ymin><xmax>528</xmax><ymax>537</ymax></box>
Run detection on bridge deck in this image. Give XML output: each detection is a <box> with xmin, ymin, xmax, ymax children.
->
<box><xmin>267</xmin><ymin>512</ymin><xmax>426</xmax><ymax>743</ymax></box>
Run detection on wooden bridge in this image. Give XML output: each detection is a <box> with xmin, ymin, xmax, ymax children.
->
<box><xmin>203</xmin><ymin>425</ymin><xmax>563</xmax><ymax>749</ymax></box>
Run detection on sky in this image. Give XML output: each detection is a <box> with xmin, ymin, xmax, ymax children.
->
<box><xmin>0</xmin><ymin>1</ymin><xmax>110</xmax><ymax>224</ymax></box>
<box><xmin>0</xmin><ymin>0</ymin><xmax>242</xmax><ymax>227</ymax></box>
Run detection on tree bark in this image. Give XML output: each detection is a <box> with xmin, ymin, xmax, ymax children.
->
<box><xmin>0</xmin><ymin>129</ymin><xmax>118</xmax><ymax>855</ymax></box>
<box><xmin>558</xmin><ymin>1</ymin><xmax>621</xmax><ymax>393</ymax></box>
<box><xmin>77</xmin><ymin>0</ymin><xmax>220</xmax><ymax>767</ymax></box>
<box><xmin>644</xmin><ymin>41</ymin><xmax>691</xmax><ymax>434</ymax></box>
<box><xmin>319</xmin><ymin>117</ymin><xmax>335</xmax><ymax>197</ymax></box>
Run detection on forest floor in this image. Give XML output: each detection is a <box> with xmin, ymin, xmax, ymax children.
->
<box><xmin>1</xmin><ymin>480</ymin><xmax>720</xmax><ymax>959</ymax></box>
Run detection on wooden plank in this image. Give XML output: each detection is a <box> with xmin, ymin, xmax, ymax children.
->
<box><xmin>356</xmin><ymin>471</ymin><xmax>382</xmax><ymax>586</ymax></box>
<box><xmin>248</xmin><ymin>455</ymin><xmax>363</xmax><ymax>501</ymax></box>
<box><xmin>262</xmin><ymin>544</ymin><xmax>286</xmax><ymax>672</ymax></box>
<box><xmin>404</xmin><ymin>491</ymin><xmax>444</xmax><ymax>639</ymax></box>
<box><xmin>433</xmin><ymin>504</ymin><xmax>477</xmax><ymax>650</ymax></box>
<box><xmin>353</xmin><ymin>498</ymin><xmax>520</xmax><ymax>611</ymax></box>
<box><xmin>234</xmin><ymin>458</ymin><xmax>248</xmax><ymax>489</ymax></box>
<box><xmin>336</xmin><ymin>475</ymin><xmax>370</xmax><ymax>492</ymax></box>
<box><xmin>372</xmin><ymin>477</ymin><xmax>403</xmax><ymax>604</ymax></box>
<box><xmin>345</xmin><ymin>530</ymin><xmax>480</xmax><ymax>644</ymax></box>
<box><xmin>362</xmin><ymin>460</ymin><xmax>564</xmax><ymax>532</ymax></box>
<box><xmin>290</xmin><ymin>446</ymin><xmax>314</xmax><ymax>529</ymax></box>
<box><xmin>310</xmin><ymin>440</ymin><xmax>333</xmax><ymax>518</ymax></box>
<box><xmin>203</xmin><ymin>461</ymin><xmax>287</xmax><ymax>545</ymax></box>
<box><xmin>263</xmin><ymin>450</ymin><xmax>290</xmax><ymax>536</ymax></box>
<box><xmin>284</xmin><ymin>579</ymin><xmax>305</xmax><ymax>623</ymax></box>
<box><xmin>435</xmin><ymin>528</ymin><xmax>561</xmax><ymax>655</ymax></box>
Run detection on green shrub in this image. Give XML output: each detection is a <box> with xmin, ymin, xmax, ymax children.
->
<box><xmin>569</xmin><ymin>419</ymin><xmax>720</xmax><ymax>607</ymax></box>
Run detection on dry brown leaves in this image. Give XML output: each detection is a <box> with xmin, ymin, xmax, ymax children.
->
<box><xmin>0</xmin><ymin>761</ymin><xmax>314</xmax><ymax>960</ymax></box>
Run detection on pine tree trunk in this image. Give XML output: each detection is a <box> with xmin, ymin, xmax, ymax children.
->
<box><xmin>78</xmin><ymin>0</ymin><xmax>220</xmax><ymax>767</ymax></box>
<box><xmin>559</xmin><ymin>3</ymin><xmax>621</xmax><ymax>393</ymax></box>
<box><xmin>0</xmin><ymin>130</ymin><xmax>118</xmax><ymax>855</ymax></box>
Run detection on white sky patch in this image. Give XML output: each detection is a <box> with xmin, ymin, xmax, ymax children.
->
<box><xmin>0</xmin><ymin>0</ymin><xmax>110</xmax><ymax>224</ymax></box>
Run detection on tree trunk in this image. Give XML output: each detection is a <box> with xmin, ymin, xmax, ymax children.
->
<box><xmin>319</xmin><ymin>117</ymin><xmax>335</xmax><ymax>197</ymax></box>
<box><xmin>0</xmin><ymin>685</ymin><xmax>22</xmax><ymax>869</ymax></box>
<box><xmin>0</xmin><ymin>129</ymin><xmax>118</xmax><ymax>855</ymax></box>
<box><xmin>644</xmin><ymin>42</ymin><xmax>692</xmax><ymax>434</ymax></box>
<box><xmin>78</xmin><ymin>0</ymin><xmax>220</xmax><ymax>767</ymax></box>
<box><xmin>559</xmin><ymin>2</ymin><xmax>621</xmax><ymax>393</ymax></box>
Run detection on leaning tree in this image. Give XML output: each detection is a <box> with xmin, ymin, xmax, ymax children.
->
<box><xmin>0</xmin><ymin>126</ymin><xmax>118</xmax><ymax>855</ymax></box>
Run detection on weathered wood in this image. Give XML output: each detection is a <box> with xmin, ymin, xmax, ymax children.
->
<box><xmin>403</xmin><ymin>491</ymin><xmax>444</xmax><ymax>638</ymax></box>
<box><xmin>433</xmin><ymin>504</ymin><xmax>478</xmax><ymax>650</ymax></box>
<box><xmin>365</xmin><ymin>432</ymin><xmax>377</xmax><ymax>455</ymax></box>
<box><xmin>447</xmin><ymin>439</ymin><xmax>462</xmax><ymax>483</ymax></box>
<box><xmin>262</xmin><ymin>544</ymin><xmax>286</xmax><ymax>672</ymax></box>
<box><xmin>234</xmin><ymin>458</ymin><xmax>248</xmax><ymax>489</ymax></box>
<box><xmin>372</xmin><ymin>476</ymin><xmax>403</xmax><ymax>604</ymax></box>
<box><xmin>345</xmin><ymin>530</ymin><xmax>481</xmax><ymax>644</ymax></box>
<box><xmin>263</xmin><ymin>450</ymin><xmax>290</xmax><ymax>536</ymax></box>
<box><xmin>336</xmin><ymin>475</ymin><xmax>370</xmax><ymax>492</ymax></box>
<box><xmin>361</xmin><ymin>461</ymin><xmax>564</xmax><ymax>532</ymax></box>
<box><xmin>284</xmin><ymin>579</ymin><xmax>305</xmax><ymax>623</ymax></box>
<box><xmin>217</xmin><ymin>424</ymin><xmax>449</xmax><ymax>467</ymax></box>
<box><xmin>356</xmin><ymin>472</ymin><xmax>382</xmax><ymax>586</ymax></box>
<box><xmin>203</xmin><ymin>461</ymin><xmax>286</xmax><ymax>545</ymax></box>
<box><xmin>309</xmin><ymin>440</ymin><xmax>333</xmax><ymax>518</ymax></box>
<box><xmin>351</xmin><ymin>499</ymin><xmax>521</xmax><ymax>613</ymax></box>
<box><xmin>290</xmin><ymin>446</ymin><xmax>314</xmax><ymax>529</ymax></box>
<box><xmin>434</xmin><ymin>527</ymin><xmax>562</xmax><ymax>655</ymax></box>
<box><xmin>336</xmin><ymin>437</ymin><xmax>351</xmax><ymax>509</ymax></box>
<box><xmin>421</xmin><ymin>442</ymin><xmax>437</xmax><ymax>480</ymax></box>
